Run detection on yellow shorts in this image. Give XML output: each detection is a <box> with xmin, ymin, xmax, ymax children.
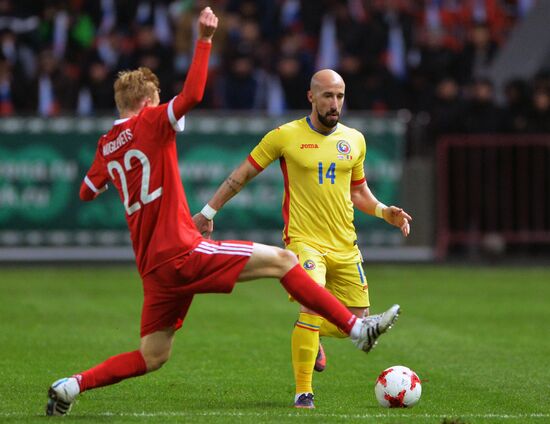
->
<box><xmin>287</xmin><ymin>241</ymin><xmax>370</xmax><ymax>308</ymax></box>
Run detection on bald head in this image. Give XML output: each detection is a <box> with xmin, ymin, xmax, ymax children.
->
<box><xmin>310</xmin><ymin>69</ymin><xmax>345</xmax><ymax>94</ymax></box>
<box><xmin>307</xmin><ymin>69</ymin><xmax>345</xmax><ymax>131</ymax></box>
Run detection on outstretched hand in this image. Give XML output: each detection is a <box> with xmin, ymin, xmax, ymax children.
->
<box><xmin>383</xmin><ymin>206</ymin><xmax>412</xmax><ymax>237</ymax></box>
<box><xmin>193</xmin><ymin>212</ymin><xmax>214</xmax><ymax>239</ymax></box>
<box><xmin>198</xmin><ymin>7</ymin><xmax>218</xmax><ymax>42</ymax></box>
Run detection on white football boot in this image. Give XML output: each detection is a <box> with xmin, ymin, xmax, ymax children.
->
<box><xmin>351</xmin><ymin>304</ymin><xmax>401</xmax><ymax>353</ymax></box>
<box><xmin>46</xmin><ymin>377</ymin><xmax>80</xmax><ymax>416</ymax></box>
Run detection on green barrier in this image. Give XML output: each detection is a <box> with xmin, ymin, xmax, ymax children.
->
<box><xmin>0</xmin><ymin>115</ymin><xmax>405</xmax><ymax>249</ymax></box>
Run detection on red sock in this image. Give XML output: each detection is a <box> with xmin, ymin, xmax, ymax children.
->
<box><xmin>75</xmin><ymin>350</ymin><xmax>147</xmax><ymax>392</ymax></box>
<box><xmin>280</xmin><ymin>264</ymin><xmax>357</xmax><ymax>334</ymax></box>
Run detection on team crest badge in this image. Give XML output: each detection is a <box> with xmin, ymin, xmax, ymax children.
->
<box><xmin>336</xmin><ymin>140</ymin><xmax>351</xmax><ymax>154</ymax></box>
<box><xmin>303</xmin><ymin>259</ymin><xmax>316</xmax><ymax>270</ymax></box>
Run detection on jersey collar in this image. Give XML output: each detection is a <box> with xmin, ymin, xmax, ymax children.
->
<box><xmin>114</xmin><ymin>118</ymin><xmax>130</xmax><ymax>125</ymax></box>
<box><xmin>306</xmin><ymin>116</ymin><xmax>338</xmax><ymax>136</ymax></box>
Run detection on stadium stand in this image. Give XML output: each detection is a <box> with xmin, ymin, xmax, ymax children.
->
<box><xmin>0</xmin><ymin>0</ymin><xmax>543</xmax><ymax>125</ymax></box>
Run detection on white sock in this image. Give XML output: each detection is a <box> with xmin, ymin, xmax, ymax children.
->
<box><xmin>65</xmin><ymin>377</ymin><xmax>81</xmax><ymax>397</ymax></box>
<box><xmin>54</xmin><ymin>377</ymin><xmax>80</xmax><ymax>400</ymax></box>
<box><xmin>349</xmin><ymin>317</ymin><xmax>364</xmax><ymax>340</ymax></box>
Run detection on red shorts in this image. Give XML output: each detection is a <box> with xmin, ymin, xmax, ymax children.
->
<box><xmin>140</xmin><ymin>239</ymin><xmax>253</xmax><ymax>337</ymax></box>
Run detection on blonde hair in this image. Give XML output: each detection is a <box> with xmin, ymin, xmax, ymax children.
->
<box><xmin>114</xmin><ymin>67</ymin><xmax>160</xmax><ymax>113</ymax></box>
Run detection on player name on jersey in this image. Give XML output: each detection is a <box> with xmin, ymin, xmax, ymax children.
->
<box><xmin>102</xmin><ymin>129</ymin><xmax>134</xmax><ymax>156</ymax></box>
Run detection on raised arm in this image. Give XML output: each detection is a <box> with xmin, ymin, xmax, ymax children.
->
<box><xmin>351</xmin><ymin>181</ymin><xmax>412</xmax><ymax>237</ymax></box>
<box><xmin>193</xmin><ymin>159</ymin><xmax>260</xmax><ymax>237</ymax></box>
<box><xmin>171</xmin><ymin>7</ymin><xmax>218</xmax><ymax>120</ymax></box>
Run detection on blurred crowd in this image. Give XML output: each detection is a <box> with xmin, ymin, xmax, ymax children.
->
<box><xmin>1</xmin><ymin>0</ymin><xmax>548</xmax><ymax>135</ymax></box>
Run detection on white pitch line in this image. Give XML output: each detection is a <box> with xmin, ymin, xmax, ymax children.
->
<box><xmin>3</xmin><ymin>411</ymin><xmax>550</xmax><ymax>419</ymax></box>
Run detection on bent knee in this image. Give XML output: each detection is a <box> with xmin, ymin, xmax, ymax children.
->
<box><xmin>279</xmin><ymin>248</ymin><xmax>298</xmax><ymax>267</ymax></box>
<box><xmin>142</xmin><ymin>350</ymin><xmax>171</xmax><ymax>372</ymax></box>
<box><xmin>272</xmin><ymin>248</ymin><xmax>298</xmax><ymax>276</ymax></box>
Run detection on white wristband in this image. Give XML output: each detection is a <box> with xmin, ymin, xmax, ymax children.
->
<box><xmin>201</xmin><ymin>204</ymin><xmax>217</xmax><ymax>220</ymax></box>
<box><xmin>375</xmin><ymin>203</ymin><xmax>387</xmax><ymax>219</ymax></box>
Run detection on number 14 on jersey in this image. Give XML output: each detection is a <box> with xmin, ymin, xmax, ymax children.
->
<box><xmin>318</xmin><ymin>162</ymin><xmax>336</xmax><ymax>184</ymax></box>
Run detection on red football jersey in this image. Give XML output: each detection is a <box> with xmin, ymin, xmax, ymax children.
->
<box><xmin>83</xmin><ymin>102</ymin><xmax>202</xmax><ymax>276</ymax></box>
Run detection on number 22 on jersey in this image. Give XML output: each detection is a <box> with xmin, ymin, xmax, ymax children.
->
<box><xmin>318</xmin><ymin>162</ymin><xmax>336</xmax><ymax>184</ymax></box>
<box><xmin>108</xmin><ymin>149</ymin><xmax>163</xmax><ymax>215</ymax></box>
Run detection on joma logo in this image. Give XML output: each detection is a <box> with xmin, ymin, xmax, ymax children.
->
<box><xmin>300</xmin><ymin>143</ymin><xmax>319</xmax><ymax>149</ymax></box>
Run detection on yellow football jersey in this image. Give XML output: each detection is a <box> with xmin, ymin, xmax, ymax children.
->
<box><xmin>248</xmin><ymin>116</ymin><xmax>366</xmax><ymax>256</ymax></box>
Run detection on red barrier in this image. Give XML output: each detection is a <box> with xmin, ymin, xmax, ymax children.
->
<box><xmin>436</xmin><ymin>135</ymin><xmax>550</xmax><ymax>259</ymax></box>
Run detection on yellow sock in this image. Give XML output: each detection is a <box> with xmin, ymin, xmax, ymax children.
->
<box><xmin>292</xmin><ymin>313</ymin><xmax>323</xmax><ymax>395</ymax></box>
<box><xmin>319</xmin><ymin>318</ymin><xmax>348</xmax><ymax>338</ymax></box>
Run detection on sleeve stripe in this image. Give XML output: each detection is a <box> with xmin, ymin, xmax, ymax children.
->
<box><xmin>247</xmin><ymin>155</ymin><xmax>264</xmax><ymax>171</ymax></box>
<box><xmin>167</xmin><ymin>98</ymin><xmax>177</xmax><ymax>128</ymax></box>
<box><xmin>168</xmin><ymin>97</ymin><xmax>186</xmax><ymax>132</ymax></box>
<box><xmin>84</xmin><ymin>176</ymin><xmax>99</xmax><ymax>193</ymax></box>
<box><xmin>84</xmin><ymin>176</ymin><xmax>107</xmax><ymax>193</ymax></box>
<box><xmin>351</xmin><ymin>177</ymin><xmax>366</xmax><ymax>186</ymax></box>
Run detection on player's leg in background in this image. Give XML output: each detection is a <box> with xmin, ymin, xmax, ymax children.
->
<box><xmin>286</xmin><ymin>243</ymin><xmax>327</xmax><ymax>407</ymax></box>
<box><xmin>237</xmin><ymin>243</ymin><xmax>376</xmax><ymax>408</ymax></box>
<box><xmin>320</xmin><ymin>258</ymin><xmax>370</xmax><ymax>339</ymax></box>
<box><xmin>293</xmin><ymin>304</ymin><xmax>323</xmax><ymax>408</ymax></box>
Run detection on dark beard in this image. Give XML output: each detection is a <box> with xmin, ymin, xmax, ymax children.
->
<box><xmin>317</xmin><ymin>111</ymin><xmax>339</xmax><ymax>128</ymax></box>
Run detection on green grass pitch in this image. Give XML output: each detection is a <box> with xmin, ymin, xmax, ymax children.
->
<box><xmin>0</xmin><ymin>265</ymin><xmax>549</xmax><ymax>423</ymax></box>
